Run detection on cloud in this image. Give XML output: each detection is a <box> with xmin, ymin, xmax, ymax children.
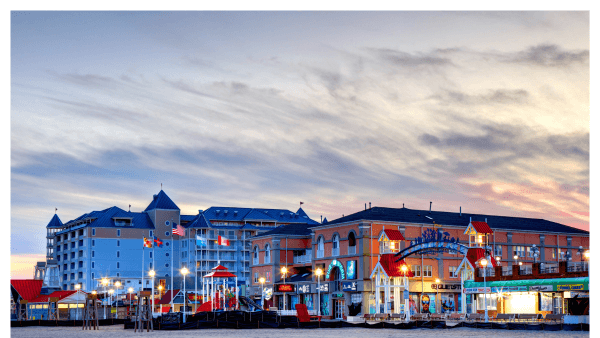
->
<box><xmin>370</xmin><ymin>48</ymin><xmax>454</xmax><ymax>68</ymax></box>
<box><xmin>505</xmin><ymin>44</ymin><xmax>589</xmax><ymax>67</ymax></box>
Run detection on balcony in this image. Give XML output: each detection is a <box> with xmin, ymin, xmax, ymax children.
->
<box><xmin>519</xmin><ymin>267</ymin><xmax>532</xmax><ymax>275</ymax></box>
<box><xmin>293</xmin><ymin>255</ymin><xmax>311</xmax><ymax>264</ymax></box>
<box><xmin>253</xmin><ymin>258</ymin><xmax>259</xmax><ymax>265</ymax></box>
<box><xmin>348</xmin><ymin>246</ymin><xmax>356</xmax><ymax>255</ymax></box>
<box><xmin>478</xmin><ymin>268</ymin><xmax>495</xmax><ymax>277</ymax></box>
<box><xmin>316</xmin><ymin>250</ymin><xmax>324</xmax><ymax>258</ymax></box>
<box><xmin>332</xmin><ymin>248</ymin><xmax>339</xmax><ymax>257</ymax></box>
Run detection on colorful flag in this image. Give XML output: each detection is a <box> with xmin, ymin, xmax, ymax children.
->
<box><xmin>196</xmin><ymin>234</ymin><xmax>207</xmax><ymax>247</ymax></box>
<box><xmin>172</xmin><ymin>223</ymin><xmax>185</xmax><ymax>236</ymax></box>
<box><xmin>153</xmin><ymin>236</ymin><xmax>163</xmax><ymax>248</ymax></box>
<box><xmin>143</xmin><ymin>237</ymin><xmax>153</xmax><ymax>248</ymax></box>
<box><xmin>217</xmin><ymin>235</ymin><xmax>230</xmax><ymax>246</ymax></box>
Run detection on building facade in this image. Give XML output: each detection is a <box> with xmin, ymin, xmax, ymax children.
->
<box><xmin>249</xmin><ymin>206</ymin><xmax>589</xmax><ymax>319</ymax></box>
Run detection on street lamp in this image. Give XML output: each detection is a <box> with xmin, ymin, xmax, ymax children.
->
<box><xmin>128</xmin><ymin>287</ymin><xmax>134</xmax><ymax>318</ymax></box>
<box><xmin>513</xmin><ymin>255</ymin><xmax>519</xmax><ymax>265</ymax></box>
<box><xmin>532</xmin><ymin>245</ymin><xmax>539</xmax><ymax>264</ymax></box>
<box><xmin>280</xmin><ymin>267</ymin><xmax>288</xmax><ymax>311</ymax></box>
<box><xmin>315</xmin><ymin>268</ymin><xmax>323</xmax><ymax>316</ymax></box>
<box><xmin>495</xmin><ymin>256</ymin><xmax>501</xmax><ymax>266</ymax></box>
<box><xmin>114</xmin><ymin>281</ymin><xmax>121</xmax><ymax>319</ymax></box>
<box><xmin>75</xmin><ymin>284</ymin><xmax>81</xmax><ymax>320</ymax></box>
<box><xmin>181</xmin><ymin>267</ymin><xmax>189</xmax><ymax>323</ymax></box>
<box><xmin>101</xmin><ymin>278</ymin><xmax>109</xmax><ymax>319</ymax></box>
<box><xmin>108</xmin><ymin>289</ymin><xmax>114</xmax><ymax>318</ymax></box>
<box><xmin>434</xmin><ymin>278</ymin><xmax>440</xmax><ymax>314</ymax></box>
<box><xmin>259</xmin><ymin>277</ymin><xmax>266</xmax><ymax>310</ymax></box>
<box><xmin>401</xmin><ymin>265</ymin><xmax>409</xmax><ymax>317</ymax></box>
<box><xmin>584</xmin><ymin>250</ymin><xmax>590</xmax><ymax>260</ymax></box>
<box><xmin>480</xmin><ymin>258</ymin><xmax>489</xmax><ymax>323</ymax></box>
<box><xmin>148</xmin><ymin>270</ymin><xmax>156</xmax><ymax>318</ymax></box>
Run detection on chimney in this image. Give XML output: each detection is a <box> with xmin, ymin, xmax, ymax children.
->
<box><xmin>470</xmin><ymin>217</ymin><xmax>472</xmax><ymax>222</ymax></box>
<box><xmin>321</xmin><ymin>215</ymin><xmax>323</xmax><ymax>223</ymax></box>
<box><xmin>198</xmin><ymin>209</ymin><xmax>203</xmax><ymax>214</ymax></box>
<box><xmin>485</xmin><ymin>218</ymin><xmax>487</xmax><ymax>223</ymax></box>
<box><xmin>369</xmin><ymin>202</ymin><xmax>371</xmax><ymax>209</ymax></box>
<box><xmin>403</xmin><ymin>203</ymin><xmax>405</xmax><ymax>208</ymax></box>
<box><xmin>429</xmin><ymin>201</ymin><xmax>432</xmax><ymax>213</ymax></box>
<box><xmin>365</xmin><ymin>203</ymin><xmax>367</xmax><ymax>210</ymax></box>
<box><xmin>460</xmin><ymin>206</ymin><xmax>462</xmax><ymax>216</ymax></box>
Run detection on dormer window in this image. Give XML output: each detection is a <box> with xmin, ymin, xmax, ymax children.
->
<box><xmin>378</xmin><ymin>229</ymin><xmax>405</xmax><ymax>254</ymax></box>
<box><xmin>114</xmin><ymin>218</ymin><xmax>132</xmax><ymax>227</ymax></box>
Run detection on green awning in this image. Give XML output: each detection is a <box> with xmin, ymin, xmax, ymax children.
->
<box><xmin>464</xmin><ymin>277</ymin><xmax>588</xmax><ymax>292</ymax></box>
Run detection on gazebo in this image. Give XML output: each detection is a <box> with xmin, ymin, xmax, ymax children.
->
<box><xmin>202</xmin><ymin>265</ymin><xmax>238</xmax><ymax>311</ymax></box>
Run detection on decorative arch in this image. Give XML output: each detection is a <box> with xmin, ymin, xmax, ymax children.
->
<box><xmin>347</xmin><ymin>230</ymin><xmax>357</xmax><ymax>247</ymax></box>
<box><xmin>264</xmin><ymin>243</ymin><xmax>271</xmax><ymax>263</ymax></box>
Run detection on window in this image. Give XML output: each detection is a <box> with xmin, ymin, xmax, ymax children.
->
<box><xmin>91</xmin><ymin>272</ymin><xmax>94</xmax><ymax>280</ymax></box>
<box><xmin>63</xmin><ymin>254</ymin><xmax>67</xmax><ymax>260</ymax></box>
<box><xmin>117</xmin><ymin>272</ymin><xmax>120</xmax><ymax>277</ymax></box>
<box><xmin>165</xmin><ymin>263</ymin><xmax>169</xmax><ymax>268</ymax></box>
<box><xmin>254</xmin><ymin>272</ymin><xmax>258</xmax><ymax>283</ymax></box>
<box><xmin>92</xmin><ymin>239</ymin><xmax>95</xmax><ymax>247</ymax></box>
<box><xmin>494</xmin><ymin>245</ymin><xmax>502</xmax><ymax>257</ymax></box>
<box><xmin>91</xmin><ymin>262</ymin><xmax>95</xmax><ymax>269</ymax></box>
<box><xmin>228</xmin><ymin>230</ymin><xmax>235</xmax><ymax>239</ymax></box>
<box><xmin>63</xmin><ymin>274</ymin><xmax>67</xmax><ymax>280</ymax></box>
<box><xmin>78</xmin><ymin>261</ymin><xmax>83</xmax><ymax>268</ymax></box>
<box><xmin>166</xmin><ymin>252</ymin><xmax>169</xmax><ymax>257</ymax></box>
<box><xmin>57</xmin><ymin>256</ymin><xmax>60</xmax><ymax>261</ymax></box>
<box><xmin>449</xmin><ymin>266</ymin><xmax>458</xmax><ymax>278</ymax></box>
<box><xmin>317</xmin><ymin>237</ymin><xmax>324</xmax><ymax>258</ymax></box>
<box><xmin>71</xmin><ymin>242</ymin><xmax>75</xmax><ymax>249</ymax></box>
<box><xmin>57</xmin><ymin>246</ymin><xmax>60</xmax><ymax>252</ymax></box>
<box><xmin>348</xmin><ymin>232</ymin><xmax>356</xmax><ymax>254</ymax></box>
<box><xmin>264</xmin><ymin>244</ymin><xmax>271</xmax><ymax>264</ymax></box>
<box><xmin>117</xmin><ymin>240</ymin><xmax>120</xmax><ymax>247</ymax></box>
<box><xmin>78</xmin><ymin>250</ymin><xmax>83</xmax><ymax>258</ymax></box>
<box><xmin>165</xmin><ymin>231</ymin><xmax>170</xmax><ymax>237</ymax></box>
<box><xmin>477</xmin><ymin>293</ymin><xmax>497</xmax><ymax>310</ymax></box>
<box><xmin>63</xmin><ymin>244</ymin><xmax>68</xmax><ymax>250</ymax></box>
<box><xmin>149</xmin><ymin>262</ymin><xmax>152</xmax><ymax>269</ymax></box>
<box><xmin>514</xmin><ymin>246</ymin><xmax>525</xmax><ymax>257</ymax></box>
<box><xmin>78</xmin><ymin>272</ymin><xmax>82</xmax><ymax>279</ymax></box>
<box><xmin>552</xmin><ymin>248</ymin><xmax>556</xmax><ymax>259</ymax></box>
<box><xmin>63</xmin><ymin>264</ymin><xmax>68</xmax><ymax>270</ymax></box>
<box><xmin>423</xmin><ymin>265</ymin><xmax>432</xmax><ymax>277</ymax></box>
<box><xmin>117</xmin><ymin>229</ymin><xmax>121</xmax><ymax>237</ymax></box>
<box><xmin>117</xmin><ymin>262</ymin><xmax>120</xmax><ymax>269</ymax></box>
<box><xmin>92</xmin><ymin>251</ymin><xmax>95</xmax><ymax>258</ymax></box>
<box><xmin>71</xmin><ymin>252</ymin><xmax>75</xmax><ymax>259</ymax></box>
<box><xmin>253</xmin><ymin>246</ymin><xmax>259</xmax><ymax>265</ymax></box>
<box><xmin>92</xmin><ymin>229</ymin><xmax>96</xmax><ymax>236</ymax></box>
<box><xmin>149</xmin><ymin>230</ymin><xmax>153</xmax><ymax>237</ymax></box>
<box><xmin>78</xmin><ymin>240</ymin><xmax>83</xmax><ymax>246</ymax></box>
<box><xmin>332</xmin><ymin>234</ymin><xmax>340</xmax><ymax>256</ymax></box>
<box><xmin>150</xmin><ymin>252</ymin><xmax>153</xmax><ymax>259</ymax></box>
<box><xmin>166</xmin><ymin>242</ymin><xmax>169</xmax><ymax>246</ymax></box>
<box><xmin>70</xmin><ymin>273</ymin><xmax>75</xmax><ymax>280</ymax></box>
<box><xmin>117</xmin><ymin>251</ymin><xmax>120</xmax><ymax>258</ymax></box>
<box><xmin>411</xmin><ymin>265</ymin><xmax>421</xmax><ymax>277</ymax></box>
<box><xmin>266</xmin><ymin>271</ymin><xmax>271</xmax><ymax>282</ymax></box>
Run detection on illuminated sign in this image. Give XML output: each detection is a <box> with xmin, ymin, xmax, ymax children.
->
<box><xmin>316</xmin><ymin>283</ymin><xmax>329</xmax><ymax>292</ymax></box>
<box><xmin>395</xmin><ymin>230</ymin><xmax>471</xmax><ymax>261</ymax></box>
<box><xmin>297</xmin><ymin>284</ymin><xmax>311</xmax><ymax>294</ymax></box>
<box><xmin>557</xmin><ymin>284</ymin><xmax>584</xmax><ymax>291</ymax></box>
<box><xmin>275</xmin><ymin>284</ymin><xmax>295</xmax><ymax>292</ymax></box>
<box><xmin>529</xmin><ymin>285</ymin><xmax>553</xmax><ymax>292</ymax></box>
<box><xmin>346</xmin><ymin>260</ymin><xmax>356</xmax><ymax>280</ymax></box>
<box><xmin>325</xmin><ymin>259</ymin><xmax>345</xmax><ymax>280</ymax></box>
<box><xmin>342</xmin><ymin>281</ymin><xmax>357</xmax><ymax>291</ymax></box>
<box><xmin>431</xmin><ymin>284</ymin><xmax>461</xmax><ymax>290</ymax></box>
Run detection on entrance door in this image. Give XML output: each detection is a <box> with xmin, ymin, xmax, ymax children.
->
<box><xmin>334</xmin><ymin>299</ymin><xmax>345</xmax><ymax>319</ymax></box>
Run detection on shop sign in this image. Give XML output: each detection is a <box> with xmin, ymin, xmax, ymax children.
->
<box><xmin>315</xmin><ymin>283</ymin><xmax>329</xmax><ymax>293</ymax></box>
<box><xmin>396</xmin><ymin>229</ymin><xmax>470</xmax><ymax>261</ymax></box>
<box><xmin>332</xmin><ymin>293</ymin><xmax>344</xmax><ymax>299</ymax></box>
<box><xmin>432</xmin><ymin>284</ymin><xmax>461</xmax><ymax>291</ymax></box>
<box><xmin>529</xmin><ymin>285</ymin><xmax>553</xmax><ymax>292</ymax></box>
<box><xmin>346</xmin><ymin>260</ymin><xmax>356</xmax><ymax>280</ymax></box>
<box><xmin>557</xmin><ymin>284</ymin><xmax>584</xmax><ymax>291</ymax></box>
<box><xmin>275</xmin><ymin>284</ymin><xmax>295</xmax><ymax>292</ymax></box>
<box><xmin>463</xmin><ymin>287</ymin><xmax>490</xmax><ymax>294</ymax></box>
<box><xmin>342</xmin><ymin>281</ymin><xmax>357</xmax><ymax>291</ymax></box>
<box><xmin>263</xmin><ymin>287</ymin><xmax>273</xmax><ymax>300</ymax></box>
<box><xmin>297</xmin><ymin>284</ymin><xmax>311</xmax><ymax>294</ymax></box>
<box><xmin>325</xmin><ymin>259</ymin><xmax>345</xmax><ymax>280</ymax></box>
<box><xmin>491</xmin><ymin>286</ymin><xmax>528</xmax><ymax>293</ymax></box>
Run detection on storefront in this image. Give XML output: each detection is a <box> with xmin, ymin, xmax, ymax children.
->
<box><xmin>464</xmin><ymin>277</ymin><xmax>589</xmax><ymax>316</ymax></box>
<box><xmin>408</xmin><ymin>281</ymin><xmax>462</xmax><ymax>314</ymax></box>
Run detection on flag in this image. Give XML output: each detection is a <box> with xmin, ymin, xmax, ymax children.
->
<box><xmin>217</xmin><ymin>235</ymin><xmax>230</xmax><ymax>246</ymax></box>
<box><xmin>300</xmin><ymin>202</ymin><xmax>304</xmax><ymax>205</ymax></box>
<box><xmin>173</xmin><ymin>223</ymin><xmax>185</xmax><ymax>236</ymax></box>
<box><xmin>196</xmin><ymin>234</ymin><xmax>207</xmax><ymax>247</ymax></box>
<box><xmin>143</xmin><ymin>237</ymin><xmax>153</xmax><ymax>248</ymax></box>
<box><xmin>153</xmin><ymin>236</ymin><xmax>163</xmax><ymax>248</ymax></box>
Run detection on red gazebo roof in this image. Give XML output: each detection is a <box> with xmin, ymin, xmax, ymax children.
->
<box><xmin>203</xmin><ymin>271</ymin><xmax>237</xmax><ymax>278</ymax></box>
<box><xmin>212</xmin><ymin>265</ymin><xmax>228</xmax><ymax>271</ymax></box>
<box><xmin>10</xmin><ymin>279</ymin><xmax>43</xmax><ymax>302</ymax></box>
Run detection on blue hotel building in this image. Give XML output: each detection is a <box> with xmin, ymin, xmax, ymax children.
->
<box><xmin>42</xmin><ymin>190</ymin><xmax>319</xmax><ymax>297</ymax></box>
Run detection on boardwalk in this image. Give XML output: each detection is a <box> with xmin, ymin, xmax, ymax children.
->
<box><xmin>11</xmin><ymin>325</ymin><xmax>589</xmax><ymax>338</ymax></box>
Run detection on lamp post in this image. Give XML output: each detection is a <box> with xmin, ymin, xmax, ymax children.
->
<box><xmin>401</xmin><ymin>265</ymin><xmax>409</xmax><ymax>318</ymax></box>
<box><xmin>280</xmin><ymin>266</ymin><xmax>287</xmax><ymax>311</ymax></box>
<box><xmin>101</xmin><ymin>278</ymin><xmax>109</xmax><ymax>319</ymax></box>
<box><xmin>532</xmin><ymin>245</ymin><xmax>539</xmax><ymax>264</ymax></box>
<box><xmin>259</xmin><ymin>277</ymin><xmax>265</xmax><ymax>310</ymax></box>
<box><xmin>75</xmin><ymin>284</ymin><xmax>81</xmax><ymax>320</ymax></box>
<box><xmin>128</xmin><ymin>287</ymin><xmax>134</xmax><ymax>318</ymax></box>
<box><xmin>181</xmin><ymin>267</ymin><xmax>189</xmax><ymax>323</ymax></box>
<box><xmin>480</xmin><ymin>258</ymin><xmax>489</xmax><ymax>323</ymax></box>
<box><xmin>434</xmin><ymin>278</ymin><xmax>440</xmax><ymax>314</ymax></box>
<box><xmin>108</xmin><ymin>289</ymin><xmax>114</xmax><ymax>318</ymax></box>
<box><xmin>114</xmin><ymin>281</ymin><xmax>121</xmax><ymax>319</ymax></box>
<box><xmin>513</xmin><ymin>254</ymin><xmax>519</xmax><ymax>265</ymax></box>
<box><xmin>315</xmin><ymin>268</ymin><xmax>323</xmax><ymax>316</ymax></box>
<box><xmin>148</xmin><ymin>270</ymin><xmax>155</xmax><ymax>318</ymax></box>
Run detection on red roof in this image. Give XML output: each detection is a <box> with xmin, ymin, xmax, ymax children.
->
<box><xmin>465</xmin><ymin>248</ymin><xmax>497</xmax><ymax>269</ymax></box>
<box><xmin>211</xmin><ymin>265</ymin><xmax>228</xmax><ymax>271</ymax></box>
<box><xmin>203</xmin><ymin>271</ymin><xmax>237</xmax><ymax>278</ymax></box>
<box><xmin>383</xmin><ymin>229</ymin><xmax>405</xmax><ymax>241</ymax></box>
<box><xmin>470</xmin><ymin>221</ymin><xmax>493</xmax><ymax>234</ymax></box>
<box><xmin>10</xmin><ymin>280</ymin><xmax>43</xmax><ymax>302</ymax></box>
<box><xmin>30</xmin><ymin>290</ymin><xmax>79</xmax><ymax>303</ymax></box>
<box><xmin>156</xmin><ymin>289</ymin><xmax>180</xmax><ymax>305</ymax></box>
<box><xmin>378</xmin><ymin>254</ymin><xmax>414</xmax><ymax>277</ymax></box>
<box><xmin>160</xmin><ymin>306</ymin><xmax>172</xmax><ymax>313</ymax></box>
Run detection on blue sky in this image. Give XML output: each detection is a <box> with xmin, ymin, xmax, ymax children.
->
<box><xmin>10</xmin><ymin>11</ymin><xmax>589</xmax><ymax>278</ymax></box>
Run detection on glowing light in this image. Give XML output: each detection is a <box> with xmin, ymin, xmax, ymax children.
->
<box><xmin>315</xmin><ymin>268</ymin><xmax>323</xmax><ymax>276</ymax></box>
<box><xmin>281</xmin><ymin>267</ymin><xmax>287</xmax><ymax>274</ymax></box>
<box><xmin>181</xmin><ymin>267</ymin><xmax>189</xmax><ymax>275</ymax></box>
<box><xmin>480</xmin><ymin>258</ymin><xmax>488</xmax><ymax>267</ymax></box>
<box><xmin>149</xmin><ymin>270</ymin><xmax>156</xmax><ymax>277</ymax></box>
<box><xmin>259</xmin><ymin>277</ymin><xmax>265</xmax><ymax>284</ymax></box>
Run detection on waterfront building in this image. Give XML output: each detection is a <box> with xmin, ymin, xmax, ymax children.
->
<box><xmin>249</xmin><ymin>205</ymin><xmax>589</xmax><ymax>319</ymax></box>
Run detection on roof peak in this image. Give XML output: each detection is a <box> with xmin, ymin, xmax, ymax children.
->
<box><xmin>46</xmin><ymin>213</ymin><xmax>63</xmax><ymax>228</ymax></box>
<box><xmin>144</xmin><ymin>190</ymin><xmax>180</xmax><ymax>211</ymax></box>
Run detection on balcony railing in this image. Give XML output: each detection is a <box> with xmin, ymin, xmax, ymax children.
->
<box><xmin>478</xmin><ymin>268</ymin><xmax>495</xmax><ymax>277</ymax></box>
<box><xmin>332</xmin><ymin>248</ymin><xmax>339</xmax><ymax>257</ymax></box>
<box><xmin>293</xmin><ymin>255</ymin><xmax>311</xmax><ymax>264</ymax></box>
<box><xmin>566</xmin><ymin>262</ymin><xmax>588</xmax><ymax>272</ymax></box>
<box><xmin>317</xmin><ymin>250</ymin><xmax>324</xmax><ymax>258</ymax></box>
<box><xmin>348</xmin><ymin>246</ymin><xmax>356</xmax><ymax>255</ymax></box>
<box><xmin>519</xmin><ymin>267</ymin><xmax>532</xmax><ymax>275</ymax></box>
<box><xmin>502</xmin><ymin>267</ymin><xmax>512</xmax><ymax>276</ymax></box>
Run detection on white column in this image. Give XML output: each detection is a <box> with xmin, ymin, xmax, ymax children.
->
<box><xmin>375</xmin><ymin>271</ymin><xmax>380</xmax><ymax>314</ymax></box>
<box><xmin>404</xmin><ymin>276</ymin><xmax>409</xmax><ymax>317</ymax></box>
<box><xmin>461</xmin><ymin>270</ymin><xmax>467</xmax><ymax>313</ymax></box>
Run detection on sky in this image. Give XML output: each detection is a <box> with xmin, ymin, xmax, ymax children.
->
<box><xmin>10</xmin><ymin>11</ymin><xmax>590</xmax><ymax>279</ymax></box>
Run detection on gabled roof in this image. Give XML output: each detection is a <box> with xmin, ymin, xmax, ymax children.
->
<box><xmin>202</xmin><ymin>207</ymin><xmax>319</xmax><ymax>225</ymax></box>
<box><xmin>46</xmin><ymin>214</ymin><xmax>64</xmax><ymax>229</ymax></box>
<box><xmin>203</xmin><ymin>271</ymin><xmax>237</xmax><ymax>278</ymax></box>
<box><xmin>243</xmin><ymin>209</ymin><xmax>278</xmax><ymax>221</ymax></box>
<box><xmin>185</xmin><ymin>213</ymin><xmax>211</xmax><ymax>229</ymax></box>
<box><xmin>144</xmin><ymin>190</ymin><xmax>180</xmax><ymax>211</ymax></box>
<box><xmin>250</xmin><ymin>223</ymin><xmax>317</xmax><ymax>239</ymax></box>
<box><xmin>465</xmin><ymin>221</ymin><xmax>493</xmax><ymax>234</ymax></box>
<box><xmin>322</xmin><ymin>217</ymin><xmax>328</xmax><ymax>224</ymax></box>
<box><xmin>156</xmin><ymin>290</ymin><xmax>180</xmax><ymax>305</ymax></box>
<box><xmin>380</xmin><ymin>229</ymin><xmax>405</xmax><ymax>241</ymax></box>
<box><xmin>370</xmin><ymin>254</ymin><xmax>413</xmax><ymax>278</ymax></box>
<box><xmin>10</xmin><ymin>280</ymin><xmax>43</xmax><ymax>302</ymax></box>
<box><xmin>59</xmin><ymin>206</ymin><xmax>154</xmax><ymax>233</ymax></box>
<box><xmin>457</xmin><ymin>247</ymin><xmax>497</xmax><ymax>272</ymax></box>
<box><xmin>30</xmin><ymin>290</ymin><xmax>83</xmax><ymax>303</ymax></box>
<box><xmin>323</xmin><ymin>207</ymin><xmax>588</xmax><ymax>235</ymax></box>
<box><xmin>212</xmin><ymin>265</ymin><xmax>228</xmax><ymax>271</ymax></box>
<box><xmin>180</xmin><ymin>215</ymin><xmax>196</xmax><ymax>222</ymax></box>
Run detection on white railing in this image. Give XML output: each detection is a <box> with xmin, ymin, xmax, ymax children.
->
<box><xmin>293</xmin><ymin>255</ymin><xmax>311</xmax><ymax>264</ymax></box>
<box><xmin>348</xmin><ymin>246</ymin><xmax>356</xmax><ymax>255</ymax></box>
<box><xmin>264</xmin><ymin>256</ymin><xmax>270</xmax><ymax>264</ymax></box>
<box><xmin>332</xmin><ymin>248</ymin><xmax>339</xmax><ymax>256</ymax></box>
<box><xmin>253</xmin><ymin>258</ymin><xmax>259</xmax><ymax>265</ymax></box>
<box><xmin>317</xmin><ymin>250</ymin><xmax>324</xmax><ymax>258</ymax></box>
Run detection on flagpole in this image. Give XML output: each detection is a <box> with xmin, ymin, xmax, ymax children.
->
<box><xmin>142</xmin><ymin>240</ymin><xmax>145</xmax><ymax>293</ymax></box>
<box><xmin>194</xmin><ymin>228</ymin><xmax>197</xmax><ymax>312</ymax></box>
<box><xmin>171</xmin><ymin>219</ymin><xmax>173</xmax><ymax>311</ymax></box>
